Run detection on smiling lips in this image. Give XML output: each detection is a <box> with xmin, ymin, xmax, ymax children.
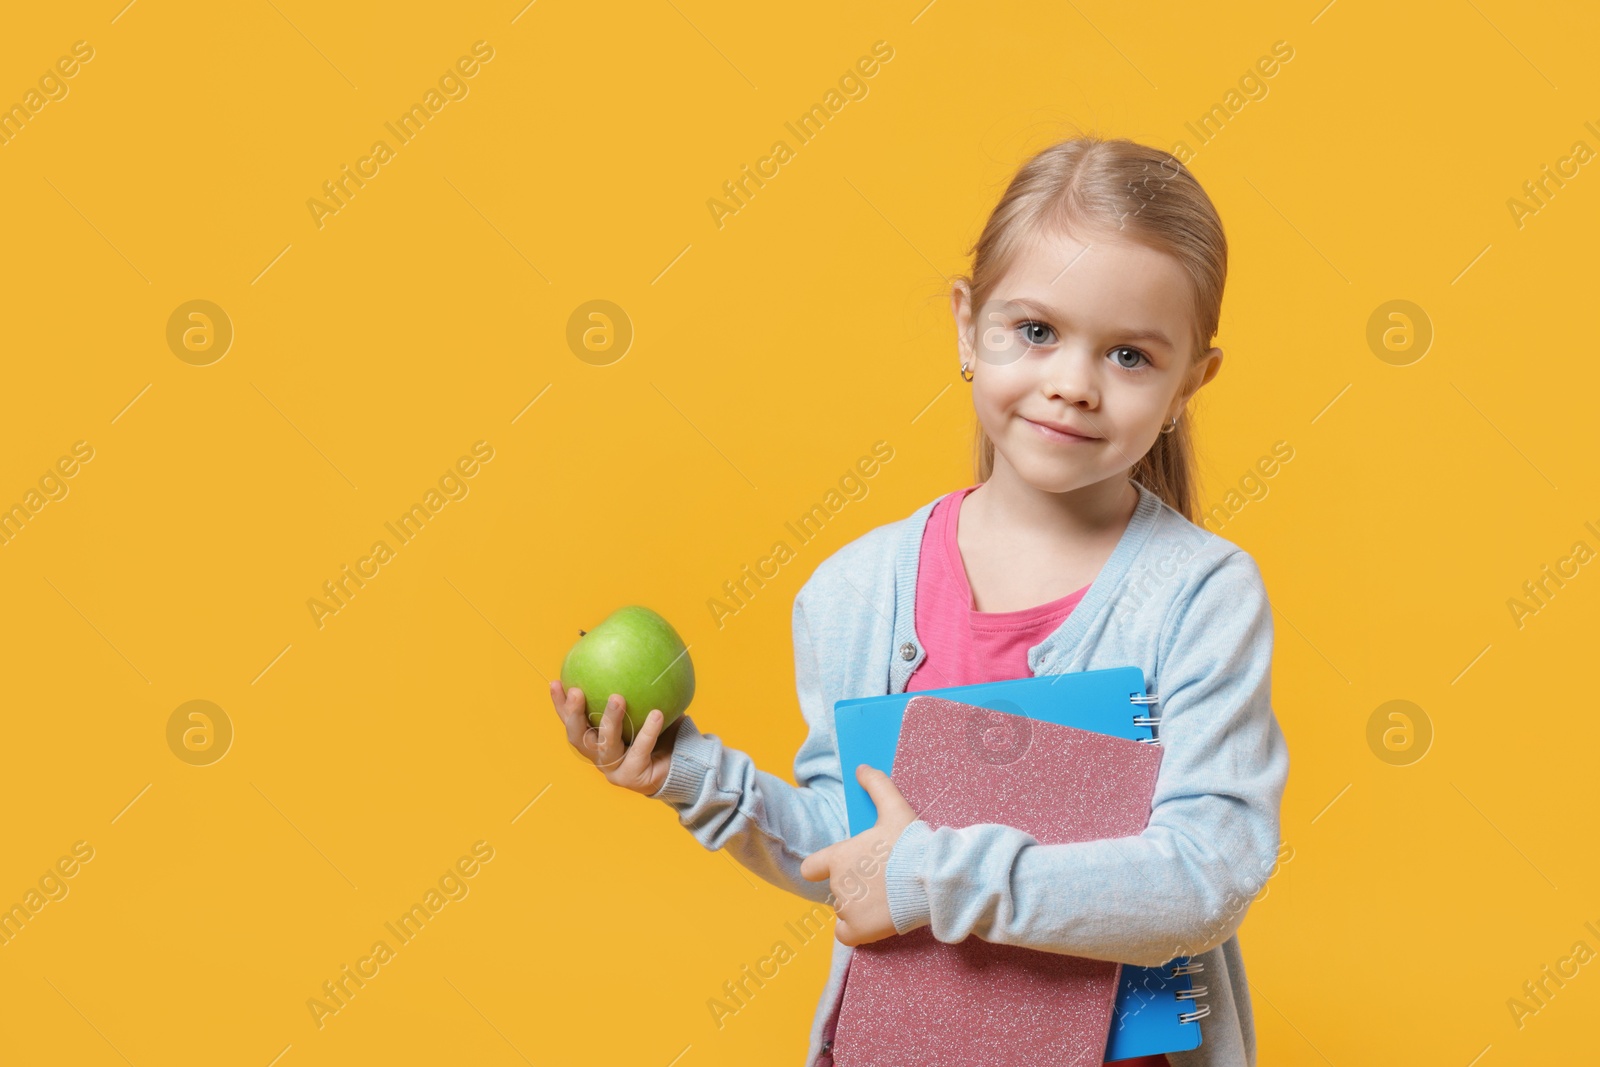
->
<box><xmin>1023</xmin><ymin>416</ymin><xmax>1101</xmax><ymax>443</ymax></box>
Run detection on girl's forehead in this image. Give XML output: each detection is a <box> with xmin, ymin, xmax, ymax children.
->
<box><xmin>982</xmin><ymin>230</ymin><xmax>1196</xmax><ymax>344</ymax></box>
<box><xmin>992</xmin><ymin>236</ymin><xmax>1191</xmax><ymax>306</ymax></box>
<box><xmin>1010</xmin><ymin>225</ymin><xmax>1177</xmax><ymax>277</ymax></box>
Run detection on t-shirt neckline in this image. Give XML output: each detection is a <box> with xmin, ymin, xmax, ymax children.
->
<box><xmin>941</xmin><ymin>484</ymin><xmax>1090</xmax><ymax>630</ymax></box>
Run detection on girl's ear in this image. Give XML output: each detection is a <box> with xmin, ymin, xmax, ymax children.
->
<box><xmin>1195</xmin><ymin>347</ymin><xmax>1224</xmax><ymax>393</ymax></box>
<box><xmin>1179</xmin><ymin>347</ymin><xmax>1224</xmax><ymax>406</ymax></box>
<box><xmin>950</xmin><ymin>282</ymin><xmax>975</xmax><ymax>366</ymax></box>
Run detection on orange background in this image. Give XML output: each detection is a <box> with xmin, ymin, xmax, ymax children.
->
<box><xmin>1</xmin><ymin>1</ymin><xmax>1596</xmax><ymax>1064</ymax></box>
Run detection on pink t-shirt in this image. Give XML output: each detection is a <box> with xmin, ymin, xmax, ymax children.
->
<box><xmin>903</xmin><ymin>483</ymin><xmax>1169</xmax><ymax>1067</ymax></box>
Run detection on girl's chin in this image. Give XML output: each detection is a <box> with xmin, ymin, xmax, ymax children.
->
<box><xmin>999</xmin><ymin>454</ymin><xmax>1105</xmax><ymax>492</ymax></box>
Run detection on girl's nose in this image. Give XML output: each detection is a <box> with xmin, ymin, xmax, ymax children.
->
<box><xmin>1040</xmin><ymin>352</ymin><xmax>1099</xmax><ymax>407</ymax></box>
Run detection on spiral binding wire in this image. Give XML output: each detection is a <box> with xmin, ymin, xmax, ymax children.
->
<box><xmin>1129</xmin><ymin>693</ymin><xmax>1213</xmax><ymax>1031</ymax></box>
<box><xmin>1168</xmin><ymin>959</ymin><xmax>1209</xmax><ymax>1025</ymax></box>
<box><xmin>1131</xmin><ymin>691</ymin><xmax>1161</xmax><ymax>745</ymax></box>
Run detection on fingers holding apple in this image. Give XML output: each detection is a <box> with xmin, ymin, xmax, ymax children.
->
<box><xmin>548</xmin><ymin>678</ymin><xmax>683</xmax><ymax>784</ymax></box>
<box><xmin>592</xmin><ymin>694</ymin><xmax>684</xmax><ymax>795</ymax></box>
<box><xmin>549</xmin><ymin>681</ymin><xmax>592</xmax><ymax>749</ymax></box>
<box><xmin>550</xmin><ymin>681</ymin><xmax>611</xmax><ymax>768</ymax></box>
<box><xmin>616</xmin><ymin>705</ymin><xmax>672</xmax><ymax>784</ymax></box>
<box><xmin>594</xmin><ymin>693</ymin><xmax>632</xmax><ymax>772</ymax></box>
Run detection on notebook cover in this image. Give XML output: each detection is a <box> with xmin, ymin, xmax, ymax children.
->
<box><xmin>831</xmin><ymin>696</ymin><xmax>1165</xmax><ymax>1067</ymax></box>
<box><xmin>1108</xmin><ymin>958</ymin><xmax>1204</xmax><ymax>1060</ymax></box>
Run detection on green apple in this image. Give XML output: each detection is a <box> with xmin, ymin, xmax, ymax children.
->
<box><xmin>559</xmin><ymin>605</ymin><xmax>695</xmax><ymax>745</ymax></box>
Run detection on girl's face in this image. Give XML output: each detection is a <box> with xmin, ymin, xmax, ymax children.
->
<box><xmin>952</xmin><ymin>225</ymin><xmax>1223</xmax><ymax>497</ymax></box>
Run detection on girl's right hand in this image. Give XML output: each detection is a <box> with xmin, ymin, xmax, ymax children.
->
<box><xmin>549</xmin><ymin>680</ymin><xmax>683</xmax><ymax>796</ymax></box>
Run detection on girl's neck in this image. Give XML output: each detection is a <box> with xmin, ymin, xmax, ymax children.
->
<box><xmin>964</xmin><ymin>465</ymin><xmax>1138</xmax><ymax>549</ymax></box>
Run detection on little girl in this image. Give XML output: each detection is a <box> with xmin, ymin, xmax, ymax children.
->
<box><xmin>551</xmin><ymin>135</ymin><xmax>1289</xmax><ymax>1067</ymax></box>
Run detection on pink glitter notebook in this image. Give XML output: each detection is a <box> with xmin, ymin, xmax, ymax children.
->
<box><xmin>831</xmin><ymin>695</ymin><xmax>1165</xmax><ymax>1067</ymax></box>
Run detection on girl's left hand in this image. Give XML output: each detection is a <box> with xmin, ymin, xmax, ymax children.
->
<box><xmin>800</xmin><ymin>765</ymin><xmax>919</xmax><ymax>947</ymax></box>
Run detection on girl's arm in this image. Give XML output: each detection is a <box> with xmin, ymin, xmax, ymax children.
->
<box><xmin>646</xmin><ymin>578</ymin><xmax>848</xmax><ymax>904</ymax></box>
<box><xmin>882</xmin><ymin>550</ymin><xmax>1289</xmax><ymax>968</ymax></box>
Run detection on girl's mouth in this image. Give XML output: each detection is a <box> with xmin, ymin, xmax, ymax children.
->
<box><xmin>1022</xmin><ymin>417</ymin><xmax>1101</xmax><ymax>443</ymax></box>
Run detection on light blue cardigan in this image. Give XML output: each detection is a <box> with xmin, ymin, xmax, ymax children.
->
<box><xmin>650</xmin><ymin>479</ymin><xmax>1289</xmax><ymax>1066</ymax></box>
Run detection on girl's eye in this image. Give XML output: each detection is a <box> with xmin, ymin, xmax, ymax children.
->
<box><xmin>1109</xmin><ymin>345</ymin><xmax>1151</xmax><ymax>371</ymax></box>
<box><xmin>1013</xmin><ymin>324</ymin><xmax>1151</xmax><ymax>370</ymax></box>
<box><xmin>1018</xmin><ymin>320</ymin><xmax>1055</xmax><ymax>346</ymax></box>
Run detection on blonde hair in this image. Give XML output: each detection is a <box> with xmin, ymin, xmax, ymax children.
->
<box><xmin>954</xmin><ymin>135</ymin><xmax>1228</xmax><ymax>522</ymax></box>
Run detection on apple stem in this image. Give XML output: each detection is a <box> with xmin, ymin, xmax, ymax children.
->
<box><xmin>578</xmin><ymin>629</ymin><xmax>587</xmax><ymax>636</ymax></box>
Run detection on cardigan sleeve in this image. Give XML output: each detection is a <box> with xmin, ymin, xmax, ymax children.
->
<box><xmin>881</xmin><ymin>549</ymin><xmax>1290</xmax><ymax>968</ymax></box>
<box><xmin>645</xmin><ymin>575</ymin><xmax>849</xmax><ymax>904</ymax></box>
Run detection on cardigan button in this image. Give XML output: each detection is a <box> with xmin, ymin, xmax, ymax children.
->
<box><xmin>899</xmin><ymin>641</ymin><xmax>917</xmax><ymax>661</ymax></box>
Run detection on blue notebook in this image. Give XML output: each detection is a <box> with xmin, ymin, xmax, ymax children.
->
<box><xmin>833</xmin><ymin>667</ymin><xmax>1206</xmax><ymax>1061</ymax></box>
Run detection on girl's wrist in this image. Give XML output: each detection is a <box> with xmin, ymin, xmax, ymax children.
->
<box><xmin>646</xmin><ymin>715</ymin><xmax>715</xmax><ymax>804</ymax></box>
<box><xmin>884</xmin><ymin>819</ymin><xmax>935</xmax><ymax>933</ymax></box>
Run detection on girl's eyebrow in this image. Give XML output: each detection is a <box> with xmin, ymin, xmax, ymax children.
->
<box><xmin>997</xmin><ymin>297</ymin><xmax>1176</xmax><ymax>350</ymax></box>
